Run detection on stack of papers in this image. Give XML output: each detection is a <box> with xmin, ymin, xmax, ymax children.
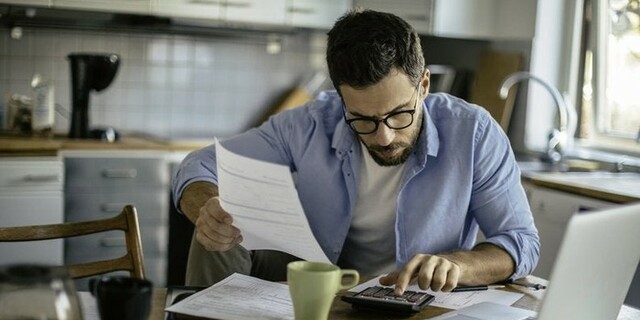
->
<box><xmin>165</xmin><ymin>273</ymin><xmax>294</xmax><ymax>320</ymax></box>
<box><xmin>429</xmin><ymin>302</ymin><xmax>536</xmax><ymax>320</ymax></box>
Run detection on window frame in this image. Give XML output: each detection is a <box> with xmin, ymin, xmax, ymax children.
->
<box><xmin>582</xmin><ymin>0</ymin><xmax>640</xmax><ymax>154</ymax></box>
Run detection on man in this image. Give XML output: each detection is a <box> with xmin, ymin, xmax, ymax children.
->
<box><xmin>173</xmin><ymin>9</ymin><xmax>539</xmax><ymax>295</ymax></box>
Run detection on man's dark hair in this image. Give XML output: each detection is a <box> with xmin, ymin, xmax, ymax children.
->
<box><xmin>326</xmin><ymin>9</ymin><xmax>425</xmax><ymax>91</ymax></box>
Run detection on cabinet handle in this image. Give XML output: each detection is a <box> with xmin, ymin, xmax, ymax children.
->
<box><xmin>188</xmin><ymin>0</ymin><xmax>221</xmax><ymax>5</ymax></box>
<box><xmin>100</xmin><ymin>237</ymin><xmax>125</xmax><ymax>247</ymax></box>
<box><xmin>23</xmin><ymin>174</ymin><xmax>60</xmax><ymax>182</ymax></box>
<box><xmin>288</xmin><ymin>7</ymin><xmax>316</xmax><ymax>14</ymax></box>
<box><xmin>101</xmin><ymin>203</ymin><xmax>129</xmax><ymax>213</ymax></box>
<box><xmin>224</xmin><ymin>1</ymin><xmax>251</xmax><ymax>8</ymax></box>
<box><xmin>101</xmin><ymin>169</ymin><xmax>137</xmax><ymax>179</ymax></box>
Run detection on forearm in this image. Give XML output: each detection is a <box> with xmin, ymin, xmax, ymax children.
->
<box><xmin>178</xmin><ymin>181</ymin><xmax>219</xmax><ymax>224</ymax></box>
<box><xmin>439</xmin><ymin>243</ymin><xmax>515</xmax><ymax>285</ymax></box>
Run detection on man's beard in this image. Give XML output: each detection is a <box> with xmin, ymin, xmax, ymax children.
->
<box><xmin>360</xmin><ymin>109</ymin><xmax>423</xmax><ymax>166</ymax></box>
<box><xmin>365</xmin><ymin>142</ymin><xmax>414</xmax><ymax>166</ymax></box>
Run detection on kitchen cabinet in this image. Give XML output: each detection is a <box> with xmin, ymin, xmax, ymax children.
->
<box><xmin>151</xmin><ymin>0</ymin><xmax>288</xmax><ymax>26</ymax></box>
<box><xmin>288</xmin><ymin>0</ymin><xmax>350</xmax><ymax>29</ymax></box>
<box><xmin>62</xmin><ymin>150</ymin><xmax>170</xmax><ymax>290</ymax></box>
<box><xmin>353</xmin><ymin>0</ymin><xmax>434</xmax><ymax>35</ymax></box>
<box><xmin>432</xmin><ymin>0</ymin><xmax>536</xmax><ymax>40</ymax></box>
<box><xmin>0</xmin><ymin>157</ymin><xmax>64</xmax><ymax>265</ymax></box>
<box><xmin>354</xmin><ymin>0</ymin><xmax>536</xmax><ymax>40</ymax></box>
<box><xmin>523</xmin><ymin>182</ymin><xmax>615</xmax><ymax>279</ymax></box>
<box><xmin>0</xmin><ymin>0</ymin><xmax>52</xmax><ymax>6</ymax></box>
<box><xmin>223</xmin><ymin>0</ymin><xmax>286</xmax><ymax>26</ymax></box>
<box><xmin>53</xmin><ymin>0</ymin><xmax>149</xmax><ymax>15</ymax></box>
<box><xmin>150</xmin><ymin>0</ymin><xmax>222</xmax><ymax>20</ymax></box>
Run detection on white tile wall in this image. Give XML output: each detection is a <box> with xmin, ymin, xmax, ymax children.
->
<box><xmin>0</xmin><ymin>27</ymin><xmax>327</xmax><ymax>139</ymax></box>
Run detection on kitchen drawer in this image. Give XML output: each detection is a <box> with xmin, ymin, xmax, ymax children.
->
<box><xmin>64</xmin><ymin>226</ymin><xmax>167</xmax><ymax>257</ymax></box>
<box><xmin>65</xmin><ymin>191</ymin><xmax>168</xmax><ymax>225</ymax></box>
<box><xmin>0</xmin><ymin>158</ymin><xmax>63</xmax><ymax>191</ymax></box>
<box><xmin>65</xmin><ymin>157</ymin><xmax>169</xmax><ymax>188</ymax></box>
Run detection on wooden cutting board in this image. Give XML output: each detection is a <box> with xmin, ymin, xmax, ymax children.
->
<box><xmin>469</xmin><ymin>50</ymin><xmax>523</xmax><ymax>131</ymax></box>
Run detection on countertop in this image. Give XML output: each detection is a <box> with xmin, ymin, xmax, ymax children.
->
<box><xmin>521</xmin><ymin>170</ymin><xmax>640</xmax><ymax>204</ymax></box>
<box><xmin>3</xmin><ymin>134</ymin><xmax>638</xmax><ymax>204</ymax></box>
<box><xmin>0</xmin><ymin>132</ymin><xmax>214</xmax><ymax>156</ymax></box>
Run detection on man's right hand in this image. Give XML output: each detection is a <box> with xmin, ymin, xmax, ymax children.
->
<box><xmin>194</xmin><ymin>196</ymin><xmax>243</xmax><ymax>251</ymax></box>
<box><xmin>178</xmin><ymin>181</ymin><xmax>242</xmax><ymax>252</ymax></box>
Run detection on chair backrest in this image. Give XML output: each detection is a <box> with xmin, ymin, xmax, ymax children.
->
<box><xmin>0</xmin><ymin>205</ymin><xmax>145</xmax><ymax>280</ymax></box>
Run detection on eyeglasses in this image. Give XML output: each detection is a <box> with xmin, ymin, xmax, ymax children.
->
<box><xmin>343</xmin><ymin>84</ymin><xmax>420</xmax><ymax>135</ymax></box>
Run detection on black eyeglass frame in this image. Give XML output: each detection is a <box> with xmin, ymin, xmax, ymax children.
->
<box><xmin>342</xmin><ymin>83</ymin><xmax>421</xmax><ymax>135</ymax></box>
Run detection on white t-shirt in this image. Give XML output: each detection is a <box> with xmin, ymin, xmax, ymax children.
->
<box><xmin>337</xmin><ymin>143</ymin><xmax>406</xmax><ymax>276</ymax></box>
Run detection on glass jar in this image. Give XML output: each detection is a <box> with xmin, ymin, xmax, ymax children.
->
<box><xmin>0</xmin><ymin>264</ymin><xmax>83</xmax><ymax>320</ymax></box>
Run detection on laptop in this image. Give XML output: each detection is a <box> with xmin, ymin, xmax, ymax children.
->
<box><xmin>535</xmin><ymin>202</ymin><xmax>640</xmax><ymax>319</ymax></box>
<box><xmin>433</xmin><ymin>202</ymin><xmax>640</xmax><ymax>320</ymax></box>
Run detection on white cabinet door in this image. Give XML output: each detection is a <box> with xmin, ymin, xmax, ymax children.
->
<box><xmin>0</xmin><ymin>193</ymin><xmax>64</xmax><ymax>265</ymax></box>
<box><xmin>222</xmin><ymin>0</ymin><xmax>286</xmax><ymax>25</ymax></box>
<box><xmin>0</xmin><ymin>0</ymin><xmax>52</xmax><ymax>6</ymax></box>
<box><xmin>525</xmin><ymin>184</ymin><xmax>614</xmax><ymax>278</ymax></box>
<box><xmin>288</xmin><ymin>0</ymin><xmax>350</xmax><ymax>29</ymax></box>
<box><xmin>150</xmin><ymin>0</ymin><xmax>221</xmax><ymax>20</ymax></box>
<box><xmin>432</xmin><ymin>0</ymin><xmax>536</xmax><ymax>40</ymax></box>
<box><xmin>0</xmin><ymin>158</ymin><xmax>64</xmax><ymax>266</ymax></box>
<box><xmin>54</xmin><ymin>0</ymin><xmax>149</xmax><ymax>14</ymax></box>
<box><xmin>354</xmin><ymin>0</ymin><xmax>434</xmax><ymax>34</ymax></box>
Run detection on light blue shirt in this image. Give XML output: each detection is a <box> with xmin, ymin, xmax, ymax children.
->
<box><xmin>173</xmin><ymin>91</ymin><xmax>540</xmax><ymax>279</ymax></box>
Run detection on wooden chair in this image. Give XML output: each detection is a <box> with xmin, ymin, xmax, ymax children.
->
<box><xmin>0</xmin><ymin>205</ymin><xmax>145</xmax><ymax>280</ymax></box>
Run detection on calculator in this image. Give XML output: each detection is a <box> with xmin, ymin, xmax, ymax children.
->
<box><xmin>341</xmin><ymin>286</ymin><xmax>435</xmax><ymax>314</ymax></box>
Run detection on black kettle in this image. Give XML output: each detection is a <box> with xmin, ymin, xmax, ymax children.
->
<box><xmin>68</xmin><ymin>53</ymin><xmax>120</xmax><ymax>139</ymax></box>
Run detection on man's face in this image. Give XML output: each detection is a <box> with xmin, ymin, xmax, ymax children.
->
<box><xmin>340</xmin><ymin>69</ymin><xmax>429</xmax><ymax>166</ymax></box>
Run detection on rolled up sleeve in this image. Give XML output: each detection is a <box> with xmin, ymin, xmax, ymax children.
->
<box><xmin>470</xmin><ymin>114</ymin><xmax>540</xmax><ymax>279</ymax></box>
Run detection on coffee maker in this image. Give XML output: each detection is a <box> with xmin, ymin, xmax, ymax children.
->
<box><xmin>67</xmin><ymin>53</ymin><xmax>120</xmax><ymax>139</ymax></box>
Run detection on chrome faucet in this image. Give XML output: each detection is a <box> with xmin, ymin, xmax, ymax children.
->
<box><xmin>499</xmin><ymin>71</ymin><xmax>577</xmax><ymax>164</ymax></box>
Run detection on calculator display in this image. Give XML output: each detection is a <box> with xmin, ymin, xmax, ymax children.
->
<box><xmin>341</xmin><ymin>286</ymin><xmax>435</xmax><ymax>314</ymax></box>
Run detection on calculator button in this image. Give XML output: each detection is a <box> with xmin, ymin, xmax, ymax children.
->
<box><xmin>360</xmin><ymin>286</ymin><xmax>382</xmax><ymax>296</ymax></box>
<box><xmin>407</xmin><ymin>292</ymin><xmax>426</xmax><ymax>302</ymax></box>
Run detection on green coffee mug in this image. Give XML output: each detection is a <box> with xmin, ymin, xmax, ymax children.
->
<box><xmin>287</xmin><ymin>261</ymin><xmax>359</xmax><ymax>320</ymax></box>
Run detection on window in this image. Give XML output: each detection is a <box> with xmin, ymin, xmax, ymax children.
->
<box><xmin>579</xmin><ymin>0</ymin><xmax>640</xmax><ymax>149</ymax></box>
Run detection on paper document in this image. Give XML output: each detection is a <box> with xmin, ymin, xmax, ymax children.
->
<box><xmin>215</xmin><ymin>139</ymin><xmax>330</xmax><ymax>263</ymax></box>
<box><xmin>428</xmin><ymin>301</ymin><xmax>537</xmax><ymax>320</ymax></box>
<box><xmin>350</xmin><ymin>276</ymin><xmax>524</xmax><ymax>310</ymax></box>
<box><xmin>165</xmin><ymin>273</ymin><xmax>294</xmax><ymax>320</ymax></box>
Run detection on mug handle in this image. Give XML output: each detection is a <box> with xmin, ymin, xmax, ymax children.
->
<box><xmin>338</xmin><ymin>269</ymin><xmax>360</xmax><ymax>290</ymax></box>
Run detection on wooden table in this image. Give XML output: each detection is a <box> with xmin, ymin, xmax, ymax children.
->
<box><xmin>150</xmin><ymin>276</ymin><xmax>640</xmax><ymax>320</ymax></box>
<box><xmin>150</xmin><ymin>277</ymin><xmax>546</xmax><ymax>320</ymax></box>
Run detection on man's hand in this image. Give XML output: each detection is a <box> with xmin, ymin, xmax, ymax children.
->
<box><xmin>179</xmin><ymin>181</ymin><xmax>243</xmax><ymax>251</ymax></box>
<box><xmin>379</xmin><ymin>244</ymin><xmax>516</xmax><ymax>295</ymax></box>
<box><xmin>379</xmin><ymin>254</ymin><xmax>461</xmax><ymax>295</ymax></box>
<box><xmin>194</xmin><ymin>196</ymin><xmax>243</xmax><ymax>251</ymax></box>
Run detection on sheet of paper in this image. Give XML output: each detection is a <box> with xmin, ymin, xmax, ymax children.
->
<box><xmin>215</xmin><ymin>139</ymin><xmax>330</xmax><ymax>263</ymax></box>
<box><xmin>165</xmin><ymin>273</ymin><xmax>294</xmax><ymax>320</ymax></box>
<box><xmin>427</xmin><ymin>301</ymin><xmax>537</xmax><ymax>320</ymax></box>
<box><xmin>350</xmin><ymin>276</ymin><xmax>524</xmax><ymax>310</ymax></box>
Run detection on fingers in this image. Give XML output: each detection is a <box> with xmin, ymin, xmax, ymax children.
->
<box><xmin>379</xmin><ymin>272</ymin><xmax>399</xmax><ymax>286</ymax></box>
<box><xmin>394</xmin><ymin>256</ymin><xmax>422</xmax><ymax>295</ymax></box>
<box><xmin>418</xmin><ymin>256</ymin><xmax>460</xmax><ymax>292</ymax></box>
<box><xmin>395</xmin><ymin>254</ymin><xmax>461</xmax><ymax>294</ymax></box>
<box><xmin>194</xmin><ymin>196</ymin><xmax>242</xmax><ymax>251</ymax></box>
